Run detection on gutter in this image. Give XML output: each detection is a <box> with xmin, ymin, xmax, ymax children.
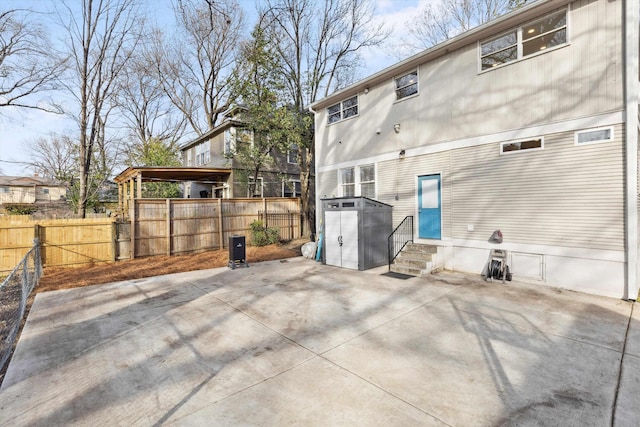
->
<box><xmin>624</xmin><ymin>0</ymin><xmax>639</xmax><ymax>301</ymax></box>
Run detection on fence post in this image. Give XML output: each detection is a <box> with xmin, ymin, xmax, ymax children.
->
<box><xmin>263</xmin><ymin>198</ymin><xmax>268</xmax><ymax>228</ymax></box>
<box><xmin>111</xmin><ymin>221</ymin><xmax>117</xmax><ymax>261</ymax></box>
<box><xmin>289</xmin><ymin>210</ymin><xmax>293</xmax><ymax>240</ymax></box>
<box><xmin>166</xmin><ymin>199</ymin><xmax>171</xmax><ymax>256</ymax></box>
<box><xmin>218</xmin><ymin>198</ymin><xmax>223</xmax><ymax>249</ymax></box>
<box><xmin>33</xmin><ymin>224</ymin><xmax>42</xmax><ymax>267</ymax></box>
<box><xmin>130</xmin><ymin>200</ymin><xmax>136</xmax><ymax>259</ymax></box>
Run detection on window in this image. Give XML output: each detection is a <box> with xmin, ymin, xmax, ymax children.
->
<box><xmin>287</xmin><ymin>144</ymin><xmax>299</xmax><ymax>164</ymax></box>
<box><xmin>195</xmin><ymin>142</ymin><xmax>210</xmax><ymax>166</ymax></box>
<box><xmin>339</xmin><ymin>164</ymin><xmax>376</xmax><ymax>198</ymax></box>
<box><xmin>340</xmin><ymin>167</ymin><xmax>355</xmax><ymax>197</ymax></box>
<box><xmin>247</xmin><ymin>177</ymin><xmax>264</xmax><ymax>197</ymax></box>
<box><xmin>481</xmin><ymin>9</ymin><xmax>567</xmax><ymax>71</ymax></box>
<box><xmin>501</xmin><ymin>138</ymin><xmax>543</xmax><ymax>154</ymax></box>
<box><xmin>224</xmin><ymin>129</ymin><xmax>235</xmax><ymax>155</ymax></box>
<box><xmin>186</xmin><ymin>150</ymin><xmax>193</xmax><ymax>166</ymax></box>
<box><xmin>327</xmin><ymin>96</ymin><xmax>358</xmax><ymax>124</ymax></box>
<box><xmin>575</xmin><ymin>127</ymin><xmax>614</xmax><ymax>145</ymax></box>
<box><xmin>42</xmin><ymin>188</ymin><xmax>50</xmax><ymax>194</ymax></box>
<box><xmin>395</xmin><ymin>70</ymin><xmax>418</xmax><ymax>100</ymax></box>
<box><xmin>360</xmin><ymin>164</ymin><xmax>375</xmax><ymax>198</ymax></box>
<box><xmin>283</xmin><ymin>179</ymin><xmax>301</xmax><ymax>197</ymax></box>
<box><xmin>0</xmin><ymin>187</ymin><xmax>10</xmax><ymax>193</ymax></box>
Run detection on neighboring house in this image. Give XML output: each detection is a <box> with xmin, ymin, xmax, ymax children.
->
<box><xmin>0</xmin><ymin>175</ymin><xmax>67</xmax><ymax>205</ymax></box>
<box><xmin>179</xmin><ymin>109</ymin><xmax>302</xmax><ymax>199</ymax></box>
<box><xmin>311</xmin><ymin>0</ymin><xmax>639</xmax><ymax>299</ymax></box>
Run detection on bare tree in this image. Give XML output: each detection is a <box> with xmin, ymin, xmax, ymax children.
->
<box><xmin>0</xmin><ymin>8</ymin><xmax>67</xmax><ymax>112</ymax></box>
<box><xmin>154</xmin><ymin>0</ymin><xmax>245</xmax><ymax>136</ymax></box>
<box><xmin>260</xmin><ymin>0</ymin><xmax>388</xmax><ymax>236</ymax></box>
<box><xmin>405</xmin><ymin>0</ymin><xmax>529</xmax><ymax>53</ymax></box>
<box><xmin>57</xmin><ymin>0</ymin><xmax>142</xmax><ymax>217</ymax></box>
<box><xmin>26</xmin><ymin>134</ymin><xmax>77</xmax><ymax>182</ymax></box>
<box><xmin>117</xmin><ymin>34</ymin><xmax>186</xmax><ymax>149</ymax></box>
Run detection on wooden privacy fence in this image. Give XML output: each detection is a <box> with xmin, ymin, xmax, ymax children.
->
<box><xmin>0</xmin><ymin>217</ymin><xmax>116</xmax><ymax>274</ymax></box>
<box><xmin>0</xmin><ymin>198</ymin><xmax>302</xmax><ymax>273</ymax></box>
<box><xmin>125</xmin><ymin>198</ymin><xmax>301</xmax><ymax>259</ymax></box>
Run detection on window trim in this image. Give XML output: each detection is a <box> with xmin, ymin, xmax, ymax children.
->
<box><xmin>339</xmin><ymin>164</ymin><xmax>376</xmax><ymax>198</ymax></box>
<box><xmin>574</xmin><ymin>126</ymin><xmax>614</xmax><ymax>146</ymax></box>
<box><xmin>287</xmin><ymin>144</ymin><xmax>299</xmax><ymax>164</ymax></box>
<box><xmin>500</xmin><ymin>137</ymin><xmax>544</xmax><ymax>155</ymax></box>
<box><xmin>327</xmin><ymin>95</ymin><xmax>359</xmax><ymax>125</ymax></box>
<box><xmin>394</xmin><ymin>69</ymin><xmax>419</xmax><ymax>102</ymax></box>
<box><xmin>479</xmin><ymin>8</ymin><xmax>568</xmax><ymax>73</ymax></box>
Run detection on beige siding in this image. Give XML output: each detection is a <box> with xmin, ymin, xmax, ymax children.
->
<box><xmin>315</xmin><ymin>0</ymin><xmax>623</xmax><ymax>168</ymax></box>
<box><xmin>377</xmin><ymin>152</ymin><xmax>452</xmax><ymax>235</ymax></box>
<box><xmin>450</xmin><ymin>124</ymin><xmax>625</xmax><ymax>251</ymax></box>
<box><xmin>317</xmin><ymin>170</ymin><xmax>338</xmax><ymax>201</ymax></box>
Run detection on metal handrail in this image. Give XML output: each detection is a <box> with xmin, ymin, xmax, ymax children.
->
<box><xmin>387</xmin><ymin>216</ymin><xmax>413</xmax><ymax>270</ymax></box>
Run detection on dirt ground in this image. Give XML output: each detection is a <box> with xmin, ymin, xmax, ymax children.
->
<box><xmin>37</xmin><ymin>239</ymin><xmax>307</xmax><ymax>293</ymax></box>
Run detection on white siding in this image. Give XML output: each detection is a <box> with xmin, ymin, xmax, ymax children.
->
<box><xmin>450</xmin><ymin>124</ymin><xmax>624</xmax><ymax>251</ymax></box>
<box><xmin>315</xmin><ymin>0</ymin><xmax>623</xmax><ymax>168</ymax></box>
<box><xmin>377</xmin><ymin>152</ymin><xmax>451</xmax><ymax>235</ymax></box>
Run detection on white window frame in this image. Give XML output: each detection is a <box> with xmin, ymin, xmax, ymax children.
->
<box><xmin>394</xmin><ymin>69</ymin><xmax>419</xmax><ymax>101</ymax></box>
<box><xmin>247</xmin><ymin>177</ymin><xmax>264</xmax><ymax>198</ymax></box>
<box><xmin>500</xmin><ymin>137</ymin><xmax>544</xmax><ymax>155</ymax></box>
<box><xmin>339</xmin><ymin>164</ymin><xmax>376</xmax><ymax>198</ymax></box>
<box><xmin>195</xmin><ymin>142</ymin><xmax>210</xmax><ymax>166</ymax></box>
<box><xmin>327</xmin><ymin>95</ymin><xmax>358</xmax><ymax>125</ymax></box>
<box><xmin>282</xmin><ymin>179</ymin><xmax>300</xmax><ymax>197</ymax></box>
<box><xmin>359</xmin><ymin>164</ymin><xmax>376</xmax><ymax>199</ymax></box>
<box><xmin>287</xmin><ymin>144</ymin><xmax>299</xmax><ymax>164</ymax></box>
<box><xmin>574</xmin><ymin>126</ymin><xmax>614</xmax><ymax>146</ymax></box>
<box><xmin>224</xmin><ymin>128</ymin><xmax>236</xmax><ymax>155</ymax></box>
<box><xmin>479</xmin><ymin>8</ymin><xmax>568</xmax><ymax>72</ymax></box>
<box><xmin>186</xmin><ymin>150</ymin><xmax>193</xmax><ymax>166</ymax></box>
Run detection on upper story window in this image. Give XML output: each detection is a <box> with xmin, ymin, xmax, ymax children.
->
<box><xmin>224</xmin><ymin>129</ymin><xmax>234</xmax><ymax>155</ymax></box>
<box><xmin>0</xmin><ymin>187</ymin><xmax>9</xmax><ymax>193</ymax></box>
<box><xmin>287</xmin><ymin>144</ymin><xmax>299</xmax><ymax>164</ymax></box>
<box><xmin>575</xmin><ymin>127</ymin><xmax>614</xmax><ymax>145</ymax></box>
<box><xmin>195</xmin><ymin>141</ymin><xmax>210</xmax><ymax>166</ymax></box>
<box><xmin>481</xmin><ymin>9</ymin><xmax>567</xmax><ymax>71</ymax></box>
<box><xmin>395</xmin><ymin>70</ymin><xmax>418</xmax><ymax>100</ymax></box>
<box><xmin>186</xmin><ymin>150</ymin><xmax>193</xmax><ymax>166</ymax></box>
<box><xmin>327</xmin><ymin>95</ymin><xmax>358</xmax><ymax>124</ymax></box>
<box><xmin>501</xmin><ymin>137</ymin><xmax>543</xmax><ymax>154</ymax></box>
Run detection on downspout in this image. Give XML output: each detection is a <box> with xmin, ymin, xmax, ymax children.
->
<box><xmin>308</xmin><ymin>104</ymin><xmax>319</xmax><ymax>240</ymax></box>
<box><xmin>624</xmin><ymin>0</ymin><xmax>639</xmax><ymax>301</ymax></box>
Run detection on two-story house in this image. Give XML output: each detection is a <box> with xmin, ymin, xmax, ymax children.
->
<box><xmin>179</xmin><ymin>109</ymin><xmax>301</xmax><ymax>199</ymax></box>
<box><xmin>311</xmin><ymin>0</ymin><xmax>639</xmax><ymax>299</ymax></box>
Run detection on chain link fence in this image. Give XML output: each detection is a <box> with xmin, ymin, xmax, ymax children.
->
<box><xmin>0</xmin><ymin>240</ymin><xmax>42</xmax><ymax>374</ymax></box>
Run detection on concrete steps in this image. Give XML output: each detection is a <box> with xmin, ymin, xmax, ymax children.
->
<box><xmin>390</xmin><ymin>243</ymin><xmax>438</xmax><ymax>277</ymax></box>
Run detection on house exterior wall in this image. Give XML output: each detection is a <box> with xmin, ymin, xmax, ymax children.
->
<box><xmin>0</xmin><ymin>187</ymin><xmax>35</xmax><ymax>204</ymax></box>
<box><xmin>314</xmin><ymin>0</ymin><xmax>633</xmax><ymax>298</ymax></box>
<box><xmin>315</xmin><ymin>0</ymin><xmax>623</xmax><ymax>168</ymax></box>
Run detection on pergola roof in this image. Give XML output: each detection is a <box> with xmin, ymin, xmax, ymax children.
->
<box><xmin>113</xmin><ymin>167</ymin><xmax>231</xmax><ymax>184</ymax></box>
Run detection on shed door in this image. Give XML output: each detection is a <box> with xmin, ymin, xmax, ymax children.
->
<box><xmin>418</xmin><ymin>174</ymin><xmax>442</xmax><ymax>239</ymax></box>
<box><xmin>325</xmin><ymin>210</ymin><xmax>359</xmax><ymax>269</ymax></box>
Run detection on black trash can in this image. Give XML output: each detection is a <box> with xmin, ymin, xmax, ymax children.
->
<box><xmin>228</xmin><ymin>235</ymin><xmax>248</xmax><ymax>269</ymax></box>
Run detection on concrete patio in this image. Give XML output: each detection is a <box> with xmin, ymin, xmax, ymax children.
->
<box><xmin>0</xmin><ymin>256</ymin><xmax>638</xmax><ymax>426</ymax></box>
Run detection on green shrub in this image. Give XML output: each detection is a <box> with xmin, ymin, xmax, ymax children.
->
<box><xmin>4</xmin><ymin>204</ymin><xmax>38</xmax><ymax>215</ymax></box>
<box><xmin>249</xmin><ymin>220</ymin><xmax>280</xmax><ymax>246</ymax></box>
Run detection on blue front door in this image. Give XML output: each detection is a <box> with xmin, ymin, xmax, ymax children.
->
<box><xmin>418</xmin><ymin>174</ymin><xmax>441</xmax><ymax>239</ymax></box>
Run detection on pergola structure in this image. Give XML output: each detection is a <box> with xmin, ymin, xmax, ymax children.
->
<box><xmin>113</xmin><ymin>166</ymin><xmax>231</xmax><ymax>215</ymax></box>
